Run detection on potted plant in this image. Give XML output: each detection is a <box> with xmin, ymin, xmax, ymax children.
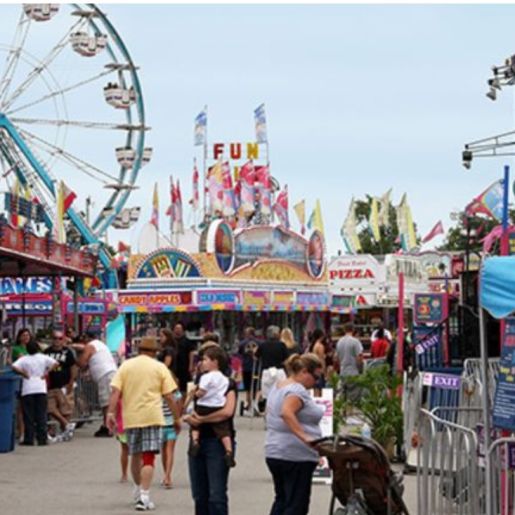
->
<box><xmin>331</xmin><ymin>365</ymin><xmax>403</xmax><ymax>458</ymax></box>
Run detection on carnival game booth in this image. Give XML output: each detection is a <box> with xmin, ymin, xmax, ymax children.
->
<box><xmin>118</xmin><ymin>222</ymin><xmax>339</xmax><ymax>346</ymax></box>
<box><xmin>0</xmin><ymin>216</ymin><xmax>98</xmax><ymax>336</ymax></box>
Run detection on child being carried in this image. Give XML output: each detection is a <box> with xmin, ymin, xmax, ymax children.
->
<box><xmin>188</xmin><ymin>346</ymin><xmax>235</xmax><ymax>468</ymax></box>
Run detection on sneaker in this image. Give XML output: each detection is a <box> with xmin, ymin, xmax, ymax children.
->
<box><xmin>66</xmin><ymin>422</ymin><xmax>76</xmax><ymax>433</ymax></box>
<box><xmin>47</xmin><ymin>435</ymin><xmax>58</xmax><ymax>444</ymax></box>
<box><xmin>135</xmin><ymin>499</ymin><xmax>155</xmax><ymax>511</ymax></box>
<box><xmin>132</xmin><ymin>485</ymin><xmax>141</xmax><ymax>503</ymax></box>
<box><xmin>94</xmin><ymin>425</ymin><xmax>112</xmax><ymax>437</ymax></box>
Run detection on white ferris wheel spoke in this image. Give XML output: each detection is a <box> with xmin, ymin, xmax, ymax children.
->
<box><xmin>18</xmin><ymin>127</ymin><xmax>120</xmax><ymax>184</ymax></box>
<box><xmin>0</xmin><ymin>11</ymin><xmax>31</xmax><ymax>105</ymax></box>
<box><xmin>11</xmin><ymin>116</ymin><xmax>133</xmax><ymax>131</ymax></box>
<box><xmin>6</xmin><ymin>68</ymin><xmax>113</xmax><ymax>116</ymax></box>
<box><xmin>1</xmin><ymin>16</ymin><xmax>87</xmax><ymax>111</ymax></box>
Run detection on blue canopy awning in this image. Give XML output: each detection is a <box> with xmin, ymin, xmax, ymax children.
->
<box><xmin>480</xmin><ymin>256</ymin><xmax>515</xmax><ymax>319</ymax></box>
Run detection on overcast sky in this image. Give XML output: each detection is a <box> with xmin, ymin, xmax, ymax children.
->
<box><xmin>1</xmin><ymin>3</ymin><xmax>515</xmax><ymax>256</ymax></box>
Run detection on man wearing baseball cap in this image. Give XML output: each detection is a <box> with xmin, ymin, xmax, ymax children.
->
<box><xmin>106</xmin><ymin>336</ymin><xmax>182</xmax><ymax>512</ymax></box>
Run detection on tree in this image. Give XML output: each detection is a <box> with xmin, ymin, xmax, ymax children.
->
<box><xmin>354</xmin><ymin>196</ymin><xmax>401</xmax><ymax>254</ymax></box>
<box><xmin>438</xmin><ymin>211</ymin><xmax>514</xmax><ymax>253</ymax></box>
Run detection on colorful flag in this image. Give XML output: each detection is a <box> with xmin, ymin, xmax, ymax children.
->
<box><xmin>482</xmin><ymin>225</ymin><xmax>503</xmax><ymax>253</ymax></box>
<box><xmin>254</xmin><ymin>103</ymin><xmax>267</xmax><ymax>144</ymax></box>
<box><xmin>117</xmin><ymin>241</ymin><xmax>131</xmax><ymax>254</ymax></box>
<box><xmin>465</xmin><ymin>180</ymin><xmax>504</xmax><ymax>221</ymax></box>
<box><xmin>175</xmin><ymin>179</ymin><xmax>184</xmax><ymax>233</ymax></box>
<box><xmin>191</xmin><ymin>160</ymin><xmax>199</xmax><ymax>211</ymax></box>
<box><xmin>62</xmin><ymin>182</ymin><xmax>76</xmax><ymax>211</ymax></box>
<box><xmin>150</xmin><ymin>182</ymin><xmax>159</xmax><ymax>228</ymax></box>
<box><xmin>396</xmin><ymin>194</ymin><xmax>417</xmax><ymax>251</ymax></box>
<box><xmin>194</xmin><ymin>107</ymin><xmax>207</xmax><ymax>146</ymax></box>
<box><xmin>422</xmin><ymin>220</ymin><xmax>444</xmax><ymax>244</ymax></box>
<box><xmin>369</xmin><ymin>197</ymin><xmax>381</xmax><ymax>242</ymax></box>
<box><xmin>208</xmin><ymin>160</ymin><xmax>224</xmax><ymax>214</ymax></box>
<box><xmin>340</xmin><ymin>197</ymin><xmax>361</xmax><ymax>253</ymax></box>
<box><xmin>10</xmin><ymin>178</ymin><xmax>20</xmax><ymax>227</ymax></box>
<box><xmin>55</xmin><ymin>180</ymin><xmax>66</xmax><ymax>243</ymax></box>
<box><xmin>273</xmin><ymin>185</ymin><xmax>289</xmax><ymax>228</ymax></box>
<box><xmin>293</xmin><ymin>199</ymin><xmax>306</xmax><ymax>235</ymax></box>
<box><xmin>166</xmin><ymin>175</ymin><xmax>174</xmax><ymax>217</ymax></box>
<box><xmin>222</xmin><ymin>161</ymin><xmax>236</xmax><ymax>217</ymax></box>
<box><xmin>307</xmin><ymin>199</ymin><xmax>324</xmax><ymax>235</ymax></box>
<box><xmin>255</xmin><ymin>165</ymin><xmax>271</xmax><ymax>216</ymax></box>
<box><xmin>378</xmin><ymin>188</ymin><xmax>392</xmax><ymax>227</ymax></box>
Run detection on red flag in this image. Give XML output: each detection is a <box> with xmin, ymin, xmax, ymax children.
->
<box><xmin>166</xmin><ymin>175</ymin><xmax>175</xmax><ymax>217</ymax></box>
<box><xmin>222</xmin><ymin>161</ymin><xmax>233</xmax><ymax>189</ymax></box>
<box><xmin>481</xmin><ymin>225</ymin><xmax>503</xmax><ymax>253</ymax></box>
<box><xmin>255</xmin><ymin>165</ymin><xmax>270</xmax><ymax>188</ymax></box>
<box><xmin>273</xmin><ymin>184</ymin><xmax>289</xmax><ymax>228</ymax></box>
<box><xmin>118</xmin><ymin>241</ymin><xmax>130</xmax><ymax>254</ymax></box>
<box><xmin>62</xmin><ymin>182</ymin><xmax>76</xmax><ymax>211</ymax></box>
<box><xmin>421</xmin><ymin>221</ymin><xmax>444</xmax><ymax>243</ymax></box>
<box><xmin>191</xmin><ymin>160</ymin><xmax>199</xmax><ymax>210</ymax></box>
<box><xmin>239</xmin><ymin>160</ymin><xmax>255</xmax><ymax>186</ymax></box>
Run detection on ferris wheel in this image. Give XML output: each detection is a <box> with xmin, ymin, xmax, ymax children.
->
<box><xmin>0</xmin><ymin>3</ymin><xmax>151</xmax><ymax>280</ymax></box>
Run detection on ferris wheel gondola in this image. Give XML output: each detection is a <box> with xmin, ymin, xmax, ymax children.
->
<box><xmin>0</xmin><ymin>3</ymin><xmax>151</xmax><ymax>286</ymax></box>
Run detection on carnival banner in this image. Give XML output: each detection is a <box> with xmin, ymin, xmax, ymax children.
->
<box><xmin>414</xmin><ymin>293</ymin><xmax>447</xmax><ymax>324</ymax></box>
<box><xmin>194</xmin><ymin>108</ymin><xmax>207</xmax><ymax>146</ymax></box>
<box><xmin>493</xmin><ymin>317</ymin><xmax>515</xmax><ymax>431</ymax></box>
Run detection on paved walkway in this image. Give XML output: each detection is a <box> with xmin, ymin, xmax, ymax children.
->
<box><xmin>0</xmin><ymin>416</ymin><xmax>417</xmax><ymax>514</ymax></box>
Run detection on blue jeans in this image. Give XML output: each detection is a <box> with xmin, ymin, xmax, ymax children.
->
<box><xmin>188</xmin><ymin>437</ymin><xmax>233</xmax><ymax>515</ymax></box>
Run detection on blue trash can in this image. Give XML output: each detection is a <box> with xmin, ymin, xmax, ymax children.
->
<box><xmin>0</xmin><ymin>369</ymin><xmax>21</xmax><ymax>453</ymax></box>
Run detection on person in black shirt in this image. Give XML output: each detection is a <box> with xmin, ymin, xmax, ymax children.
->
<box><xmin>44</xmin><ymin>329</ymin><xmax>77</xmax><ymax>437</ymax></box>
<box><xmin>173</xmin><ymin>322</ymin><xmax>197</xmax><ymax>394</ymax></box>
<box><xmin>255</xmin><ymin>326</ymin><xmax>288</xmax><ymax>410</ymax></box>
<box><xmin>238</xmin><ymin>327</ymin><xmax>260</xmax><ymax>413</ymax></box>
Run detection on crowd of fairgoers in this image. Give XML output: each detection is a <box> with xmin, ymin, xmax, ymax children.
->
<box><xmin>6</xmin><ymin>320</ymin><xmax>399</xmax><ymax>513</ymax></box>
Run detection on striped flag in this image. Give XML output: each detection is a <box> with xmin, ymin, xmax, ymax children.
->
<box><xmin>273</xmin><ymin>185</ymin><xmax>289</xmax><ymax>228</ymax></box>
<box><xmin>191</xmin><ymin>160</ymin><xmax>199</xmax><ymax>210</ymax></box>
<box><xmin>55</xmin><ymin>181</ymin><xmax>66</xmax><ymax>243</ymax></box>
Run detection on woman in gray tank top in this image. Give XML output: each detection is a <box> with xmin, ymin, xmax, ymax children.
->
<box><xmin>264</xmin><ymin>353</ymin><xmax>325</xmax><ymax>515</ymax></box>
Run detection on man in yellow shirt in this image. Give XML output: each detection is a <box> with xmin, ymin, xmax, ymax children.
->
<box><xmin>107</xmin><ymin>336</ymin><xmax>181</xmax><ymax>512</ymax></box>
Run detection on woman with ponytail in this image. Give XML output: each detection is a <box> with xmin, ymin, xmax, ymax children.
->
<box><xmin>264</xmin><ymin>353</ymin><xmax>325</xmax><ymax>515</ymax></box>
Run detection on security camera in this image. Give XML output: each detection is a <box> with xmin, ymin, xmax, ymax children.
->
<box><xmin>462</xmin><ymin>150</ymin><xmax>473</xmax><ymax>169</ymax></box>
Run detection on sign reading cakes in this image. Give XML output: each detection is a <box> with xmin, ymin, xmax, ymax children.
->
<box><xmin>135</xmin><ymin>248</ymin><xmax>201</xmax><ymax>279</ymax></box>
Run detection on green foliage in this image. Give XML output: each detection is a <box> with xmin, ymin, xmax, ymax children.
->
<box><xmin>353</xmin><ymin>196</ymin><xmax>417</xmax><ymax>254</ymax></box>
<box><xmin>332</xmin><ymin>365</ymin><xmax>404</xmax><ymax>447</ymax></box>
<box><xmin>438</xmin><ymin>211</ymin><xmax>513</xmax><ymax>253</ymax></box>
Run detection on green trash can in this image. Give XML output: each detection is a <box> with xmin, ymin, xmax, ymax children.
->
<box><xmin>0</xmin><ymin>369</ymin><xmax>21</xmax><ymax>453</ymax></box>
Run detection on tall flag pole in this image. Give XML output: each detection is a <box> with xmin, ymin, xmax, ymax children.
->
<box><xmin>194</xmin><ymin>106</ymin><xmax>208</xmax><ymax>218</ymax></box>
<box><xmin>293</xmin><ymin>199</ymin><xmax>306</xmax><ymax>235</ymax></box>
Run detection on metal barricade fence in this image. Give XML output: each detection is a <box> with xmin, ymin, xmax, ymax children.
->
<box><xmin>417</xmin><ymin>408</ymin><xmax>483</xmax><ymax>515</ymax></box>
<box><xmin>486</xmin><ymin>437</ymin><xmax>515</xmax><ymax>515</ymax></box>
<box><xmin>72</xmin><ymin>369</ymin><xmax>102</xmax><ymax>423</ymax></box>
<box><xmin>463</xmin><ymin>358</ymin><xmax>500</xmax><ymax>407</ymax></box>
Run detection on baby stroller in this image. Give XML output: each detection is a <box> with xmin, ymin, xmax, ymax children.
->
<box><xmin>315</xmin><ymin>435</ymin><xmax>410</xmax><ymax>515</ymax></box>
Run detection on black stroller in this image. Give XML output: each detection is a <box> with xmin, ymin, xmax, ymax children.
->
<box><xmin>315</xmin><ymin>435</ymin><xmax>410</xmax><ymax>515</ymax></box>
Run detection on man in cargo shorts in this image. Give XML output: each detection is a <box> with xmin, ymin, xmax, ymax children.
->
<box><xmin>107</xmin><ymin>336</ymin><xmax>182</xmax><ymax>511</ymax></box>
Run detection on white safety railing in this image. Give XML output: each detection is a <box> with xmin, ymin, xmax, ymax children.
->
<box><xmin>417</xmin><ymin>408</ymin><xmax>483</xmax><ymax>515</ymax></box>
